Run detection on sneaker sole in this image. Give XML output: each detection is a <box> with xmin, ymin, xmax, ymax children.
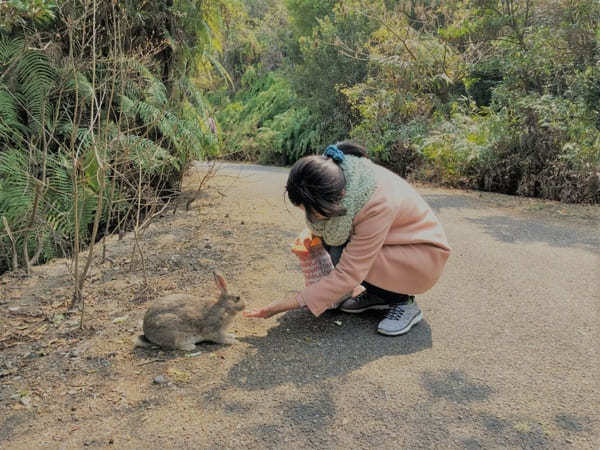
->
<box><xmin>377</xmin><ymin>312</ymin><xmax>423</xmax><ymax>336</ymax></box>
<box><xmin>340</xmin><ymin>304</ymin><xmax>391</xmax><ymax>313</ymax></box>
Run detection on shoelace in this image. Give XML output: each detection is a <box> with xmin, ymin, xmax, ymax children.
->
<box><xmin>354</xmin><ymin>291</ymin><xmax>368</xmax><ymax>302</ymax></box>
<box><xmin>384</xmin><ymin>303</ymin><xmax>406</xmax><ymax>320</ymax></box>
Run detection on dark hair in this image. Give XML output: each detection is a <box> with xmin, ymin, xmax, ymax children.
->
<box><xmin>286</xmin><ymin>141</ymin><xmax>368</xmax><ymax>220</ymax></box>
<box><xmin>335</xmin><ymin>141</ymin><xmax>368</xmax><ymax>158</ymax></box>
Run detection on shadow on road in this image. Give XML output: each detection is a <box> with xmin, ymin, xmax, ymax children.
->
<box><xmin>468</xmin><ymin>215</ymin><xmax>600</xmax><ymax>253</ymax></box>
<box><xmin>423</xmin><ymin>193</ymin><xmax>599</xmax><ymax>253</ymax></box>
<box><xmin>227</xmin><ymin>308</ymin><xmax>432</xmax><ymax>391</ymax></box>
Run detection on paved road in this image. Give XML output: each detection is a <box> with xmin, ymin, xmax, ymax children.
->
<box><xmin>5</xmin><ymin>162</ymin><xmax>596</xmax><ymax>449</ymax></box>
<box><xmin>201</xmin><ymin>162</ymin><xmax>599</xmax><ymax>449</ymax></box>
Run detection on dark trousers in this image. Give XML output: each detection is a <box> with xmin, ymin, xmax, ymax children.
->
<box><xmin>324</xmin><ymin>242</ymin><xmax>411</xmax><ymax>304</ymax></box>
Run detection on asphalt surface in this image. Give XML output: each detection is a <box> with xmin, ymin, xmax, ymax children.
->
<box><xmin>197</xmin><ymin>162</ymin><xmax>599</xmax><ymax>449</ymax></box>
<box><xmin>3</xmin><ymin>162</ymin><xmax>597</xmax><ymax>449</ymax></box>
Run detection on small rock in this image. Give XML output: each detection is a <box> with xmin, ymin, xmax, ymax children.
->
<box><xmin>20</xmin><ymin>397</ymin><xmax>31</xmax><ymax>408</ymax></box>
<box><xmin>112</xmin><ymin>315</ymin><xmax>128</xmax><ymax>324</ymax></box>
<box><xmin>153</xmin><ymin>375</ymin><xmax>168</xmax><ymax>385</ymax></box>
<box><xmin>8</xmin><ymin>306</ymin><xmax>20</xmax><ymax>313</ymax></box>
<box><xmin>333</xmin><ymin>320</ymin><xmax>342</xmax><ymax>326</ymax></box>
<box><xmin>205</xmin><ymin>244</ymin><xmax>212</xmax><ymax>249</ymax></box>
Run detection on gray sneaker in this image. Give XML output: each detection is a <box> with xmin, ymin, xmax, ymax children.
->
<box><xmin>377</xmin><ymin>299</ymin><xmax>422</xmax><ymax>336</ymax></box>
<box><xmin>340</xmin><ymin>291</ymin><xmax>391</xmax><ymax>313</ymax></box>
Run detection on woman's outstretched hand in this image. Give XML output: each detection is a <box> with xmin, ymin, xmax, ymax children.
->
<box><xmin>243</xmin><ymin>296</ymin><xmax>301</xmax><ymax>319</ymax></box>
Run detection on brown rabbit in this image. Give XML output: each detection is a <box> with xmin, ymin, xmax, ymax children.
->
<box><xmin>134</xmin><ymin>271</ymin><xmax>245</xmax><ymax>350</ymax></box>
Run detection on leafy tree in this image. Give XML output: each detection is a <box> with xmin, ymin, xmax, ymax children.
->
<box><xmin>289</xmin><ymin>1</ymin><xmax>380</xmax><ymax>146</ymax></box>
<box><xmin>0</xmin><ymin>0</ymin><xmax>57</xmax><ymax>32</ymax></box>
<box><xmin>285</xmin><ymin>0</ymin><xmax>337</xmax><ymax>37</ymax></box>
<box><xmin>211</xmin><ymin>0</ymin><xmax>598</xmax><ymax>203</ymax></box>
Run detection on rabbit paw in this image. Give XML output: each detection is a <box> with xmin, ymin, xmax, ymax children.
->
<box><xmin>216</xmin><ymin>333</ymin><xmax>237</xmax><ymax>345</ymax></box>
<box><xmin>177</xmin><ymin>341</ymin><xmax>197</xmax><ymax>351</ymax></box>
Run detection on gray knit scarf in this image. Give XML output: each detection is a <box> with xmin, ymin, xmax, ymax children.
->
<box><xmin>306</xmin><ymin>155</ymin><xmax>377</xmax><ymax>246</ymax></box>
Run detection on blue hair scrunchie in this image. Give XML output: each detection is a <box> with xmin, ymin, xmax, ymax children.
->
<box><xmin>323</xmin><ymin>145</ymin><xmax>345</xmax><ymax>163</ymax></box>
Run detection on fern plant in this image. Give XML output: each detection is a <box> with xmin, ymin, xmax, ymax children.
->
<box><xmin>215</xmin><ymin>72</ymin><xmax>321</xmax><ymax>162</ymax></box>
<box><xmin>119</xmin><ymin>59</ymin><xmax>216</xmax><ymax>177</ymax></box>
<box><xmin>0</xmin><ymin>0</ymin><xmax>228</xmax><ymax>275</ymax></box>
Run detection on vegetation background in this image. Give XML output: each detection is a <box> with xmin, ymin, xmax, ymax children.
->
<box><xmin>1</xmin><ymin>0</ymin><xmax>599</xmax><ymax>279</ymax></box>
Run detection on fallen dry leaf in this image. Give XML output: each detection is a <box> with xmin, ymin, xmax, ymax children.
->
<box><xmin>167</xmin><ymin>368</ymin><xmax>192</xmax><ymax>383</ymax></box>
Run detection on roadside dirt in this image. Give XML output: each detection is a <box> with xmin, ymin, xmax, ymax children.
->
<box><xmin>0</xmin><ymin>164</ymin><xmax>310</xmax><ymax>449</ymax></box>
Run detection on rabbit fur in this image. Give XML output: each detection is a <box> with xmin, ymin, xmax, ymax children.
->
<box><xmin>135</xmin><ymin>271</ymin><xmax>245</xmax><ymax>351</ymax></box>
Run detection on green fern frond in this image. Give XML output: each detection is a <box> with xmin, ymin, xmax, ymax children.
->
<box><xmin>43</xmin><ymin>151</ymin><xmax>97</xmax><ymax>239</ymax></box>
<box><xmin>120</xmin><ymin>94</ymin><xmax>162</xmax><ymax>125</ymax></box>
<box><xmin>56</xmin><ymin>120</ymin><xmax>93</xmax><ymax>149</ymax></box>
<box><xmin>146</xmin><ymin>77</ymin><xmax>168</xmax><ymax>105</ymax></box>
<box><xmin>0</xmin><ymin>35</ymin><xmax>24</xmax><ymax>70</ymax></box>
<box><xmin>118</xmin><ymin>134</ymin><xmax>178</xmax><ymax>173</ymax></box>
<box><xmin>177</xmin><ymin>77</ymin><xmax>209</xmax><ymax>116</ymax></box>
<box><xmin>65</xmin><ymin>71</ymin><xmax>94</xmax><ymax>104</ymax></box>
<box><xmin>119</xmin><ymin>58</ymin><xmax>168</xmax><ymax>105</ymax></box>
<box><xmin>0</xmin><ymin>85</ymin><xmax>27</xmax><ymax>144</ymax></box>
<box><xmin>0</xmin><ymin>85</ymin><xmax>21</xmax><ymax>127</ymax></box>
<box><xmin>137</xmin><ymin>100</ymin><xmax>163</xmax><ymax>125</ymax></box>
<box><xmin>0</xmin><ymin>148</ymin><xmax>35</xmax><ymax>226</ymax></box>
<box><xmin>205</xmin><ymin>53</ymin><xmax>233</xmax><ymax>88</ymax></box>
<box><xmin>15</xmin><ymin>50</ymin><xmax>57</xmax><ymax>132</ymax></box>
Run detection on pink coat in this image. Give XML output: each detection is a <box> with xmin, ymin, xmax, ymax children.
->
<box><xmin>298</xmin><ymin>163</ymin><xmax>451</xmax><ymax>316</ymax></box>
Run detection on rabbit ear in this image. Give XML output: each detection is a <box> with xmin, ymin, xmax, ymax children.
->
<box><xmin>213</xmin><ymin>271</ymin><xmax>228</xmax><ymax>294</ymax></box>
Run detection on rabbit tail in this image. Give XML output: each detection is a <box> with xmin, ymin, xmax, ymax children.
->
<box><xmin>133</xmin><ymin>334</ymin><xmax>155</xmax><ymax>348</ymax></box>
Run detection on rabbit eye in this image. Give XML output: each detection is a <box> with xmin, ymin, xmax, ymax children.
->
<box><xmin>235</xmin><ymin>296</ymin><xmax>241</xmax><ymax>302</ymax></box>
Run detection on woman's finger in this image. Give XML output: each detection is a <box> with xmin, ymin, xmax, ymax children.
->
<box><xmin>243</xmin><ymin>308</ymin><xmax>272</xmax><ymax>318</ymax></box>
<box><xmin>242</xmin><ymin>298</ymin><xmax>294</xmax><ymax>319</ymax></box>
